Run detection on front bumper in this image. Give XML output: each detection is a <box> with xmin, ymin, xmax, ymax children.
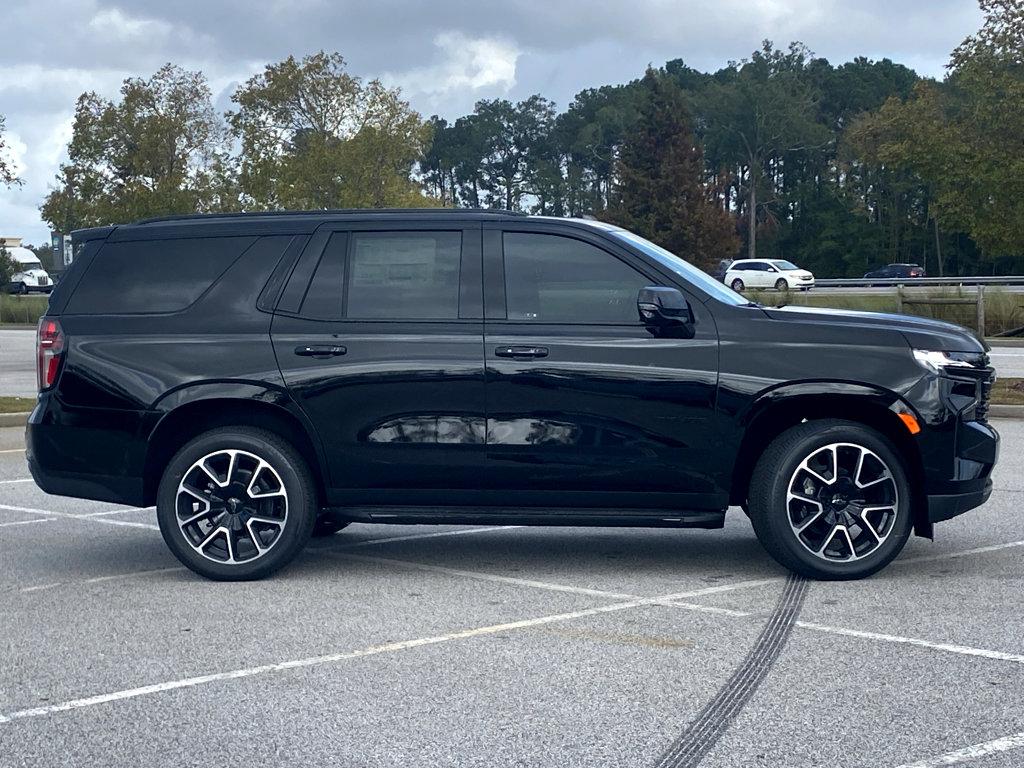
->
<box><xmin>928</xmin><ymin>478</ymin><xmax>993</xmax><ymax>523</ymax></box>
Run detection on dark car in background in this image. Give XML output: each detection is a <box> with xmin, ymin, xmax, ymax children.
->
<box><xmin>27</xmin><ymin>209</ymin><xmax>998</xmax><ymax>582</ymax></box>
<box><xmin>865</xmin><ymin>263</ymin><xmax>926</xmax><ymax>281</ymax></box>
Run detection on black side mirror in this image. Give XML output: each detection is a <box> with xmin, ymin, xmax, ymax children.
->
<box><xmin>638</xmin><ymin>286</ymin><xmax>695</xmax><ymax>335</ymax></box>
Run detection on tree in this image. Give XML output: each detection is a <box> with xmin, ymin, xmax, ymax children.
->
<box><xmin>847</xmin><ymin>0</ymin><xmax>1024</xmax><ymax>264</ymax></box>
<box><xmin>229</xmin><ymin>51</ymin><xmax>434</xmax><ymax>209</ymax></box>
<box><xmin>698</xmin><ymin>42</ymin><xmax>829</xmax><ymax>259</ymax></box>
<box><xmin>604</xmin><ymin>69</ymin><xmax>739</xmax><ymax>270</ymax></box>
<box><xmin>0</xmin><ymin>115</ymin><xmax>20</xmax><ymax>188</ymax></box>
<box><xmin>40</xmin><ymin>64</ymin><xmax>232</xmax><ymax>230</ymax></box>
<box><xmin>0</xmin><ymin>246</ymin><xmax>17</xmax><ymax>288</ymax></box>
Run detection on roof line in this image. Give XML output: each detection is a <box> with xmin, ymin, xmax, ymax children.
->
<box><xmin>132</xmin><ymin>207</ymin><xmax>528</xmax><ymax>225</ymax></box>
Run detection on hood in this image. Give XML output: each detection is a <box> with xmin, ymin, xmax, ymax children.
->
<box><xmin>763</xmin><ymin>305</ymin><xmax>985</xmax><ymax>353</ymax></box>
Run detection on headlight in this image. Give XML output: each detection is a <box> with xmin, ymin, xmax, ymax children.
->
<box><xmin>912</xmin><ymin>349</ymin><xmax>980</xmax><ymax>373</ymax></box>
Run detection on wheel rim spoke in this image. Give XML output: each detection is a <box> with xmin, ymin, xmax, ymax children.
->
<box><xmin>175</xmin><ymin>449</ymin><xmax>289</xmax><ymax>565</ymax></box>
<box><xmin>787</xmin><ymin>441</ymin><xmax>899</xmax><ymax>563</ymax></box>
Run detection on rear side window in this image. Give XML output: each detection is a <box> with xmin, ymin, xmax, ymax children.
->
<box><xmin>66</xmin><ymin>236</ymin><xmax>255</xmax><ymax>314</ymax></box>
<box><xmin>346</xmin><ymin>231</ymin><xmax>461</xmax><ymax>319</ymax></box>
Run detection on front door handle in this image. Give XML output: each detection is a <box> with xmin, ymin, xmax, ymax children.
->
<box><xmin>294</xmin><ymin>344</ymin><xmax>347</xmax><ymax>358</ymax></box>
<box><xmin>495</xmin><ymin>346</ymin><xmax>549</xmax><ymax>360</ymax></box>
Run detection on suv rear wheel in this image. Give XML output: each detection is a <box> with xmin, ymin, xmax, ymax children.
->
<box><xmin>156</xmin><ymin>427</ymin><xmax>317</xmax><ymax>581</ymax></box>
<box><xmin>731</xmin><ymin>278</ymin><xmax>745</xmax><ymax>291</ymax></box>
<box><xmin>748</xmin><ymin>420</ymin><xmax>912</xmax><ymax>580</ymax></box>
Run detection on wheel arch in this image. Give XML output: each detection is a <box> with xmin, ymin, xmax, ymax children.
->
<box><xmin>142</xmin><ymin>386</ymin><xmax>328</xmax><ymax>508</ymax></box>
<box><xmin>730</xmin><ymin>384</ymin><xmax>930</xmax><ymax>537</ymax></box>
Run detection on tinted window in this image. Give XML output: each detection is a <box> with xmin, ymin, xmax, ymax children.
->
<box><xmin>503</xmin><ymin>232</ymin><xmax>649</xmax><ymax>323</ymax></box>
<box><xmin>346</xmin><ymin>231</ymin><xmax>461</xmax><ymax>319</ymax></box>
<box><xmin>66</xmin><ymin>236</ymin><xmax>255</xmax><ymax>314</ymax></box>
<box><xmin>300</xmin><ymin>232</ymin><xmax>348</xmax><ymax>319</ymax></box>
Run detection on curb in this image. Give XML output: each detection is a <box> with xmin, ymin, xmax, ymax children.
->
<box><xmin>989</xmin><ymin>405</ymin><xmax>1024</xmax><ymax>419</ymax></box>
<box><xmin>0</xmin><ymin>412</ymin><xmax>30</xmax><ymax>428</ymax></box>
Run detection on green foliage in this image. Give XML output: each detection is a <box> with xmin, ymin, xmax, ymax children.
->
<box><xmin>40</xmin><ymin>64</ymin><xmax>234</xmax><ymax>230</ymax></box>
<box><xmin>0</xmin><ymin>247</ymin><xmax>17</xmax><ymax>287</ymax></box>
<box><xmin>228</xmin><ymin>52</ymin><xmax>434</xmax><ymax>209</ymax></box>
<box><xmin>848</xmin><ymin>0</ymin><xmax>1024</xmax><ymax>260</ymax></box>
<box><xmin>604</xmin><ymin>69</ymin><xmax>739</xmax><ymax>269</ymax></box>
<box><xmin>0</xmin><ymin>294</ymin><xmax>48</xmax><ymax>324</ymax></box>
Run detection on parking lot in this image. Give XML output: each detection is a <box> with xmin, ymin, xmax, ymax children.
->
<box><xmin>0</xmin><ymin>421</ymin><xmax>1021</xmax><ymax>766</ymax></box>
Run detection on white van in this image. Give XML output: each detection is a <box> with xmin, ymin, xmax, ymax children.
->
<box><xmin>4</xmin><ymin>241</ymin><xmax>53</xmax><ymax>294</ymax></box>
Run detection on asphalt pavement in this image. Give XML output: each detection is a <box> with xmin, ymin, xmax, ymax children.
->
<box><xmin>1</xmin><ymin>327</ymin><xmax>1023</xmax><ymax>400</ymax></box>
<box><xmin>1</xmin><ymin>420</ymin><xmax>1023</xmax><ymax>766</ymax></box>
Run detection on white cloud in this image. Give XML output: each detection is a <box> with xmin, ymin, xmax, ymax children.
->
<box><xmin>389</xmin><ymin>31</ymin><xmax>520</xmax><ymax>98</ymax></box>
<box><xmin>87</xmin><ymin>7</ymin><xmax>176</xmax><ymax>44</ymax></box>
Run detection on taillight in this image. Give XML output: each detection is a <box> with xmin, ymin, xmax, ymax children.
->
<box><xmin>37</xmin><ymin>317</ymin><xmax>65</xmax><ymax>391</ymax></box>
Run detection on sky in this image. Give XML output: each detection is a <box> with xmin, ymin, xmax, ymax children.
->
<box><xmin>0</xmin><ymin>0</ymin><xmax>983</xmax><ymax>246</ymax></box>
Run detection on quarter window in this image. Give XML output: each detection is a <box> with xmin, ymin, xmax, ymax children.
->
<box><xmin>503</xmin><ymin>232</ymin><xmax>649</xmax><ymax>323</ymax></box>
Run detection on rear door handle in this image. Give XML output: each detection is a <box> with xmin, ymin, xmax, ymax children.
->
<box><xmin>294</xmin><ymin>344</ymin><xmax>347</xmax><ymax>358</ymax></box>
<box><xmin>494</xmin><ymin>346</ymin><xmax>548</xmax><ymax>359</ymax></box>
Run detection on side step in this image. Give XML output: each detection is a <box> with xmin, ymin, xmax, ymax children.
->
<box><xmin>324</xmin><ymin>506</ymin><xmax>726</xmax><ymax>529</ymax></box>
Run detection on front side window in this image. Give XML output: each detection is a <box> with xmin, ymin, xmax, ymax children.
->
<box><xmin>503</xmin><ymin>232</ymin><xmax>649</xmax><ymax>323</ymax></box>
<box><xmin>346</xmin><ymin>231</ymin><xmax>462</xmax><ymax>319</ymax></box>
<box><xmin>772</xmin><ymin>260</ymin><xmax>799</xmax><ymax>271</ymax></box>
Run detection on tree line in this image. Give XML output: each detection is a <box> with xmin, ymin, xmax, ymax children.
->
<box><xmin>4</xmin><ymin>0</ymin><xmax>1020</xmax><ymax>277</ymax></box>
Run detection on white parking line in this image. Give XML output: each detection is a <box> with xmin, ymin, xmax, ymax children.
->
<box><xmin>331</xmin><ymin>525</ymin><xmax>524</xmax><ymax>549</ymax></box>
<box><xmin>20</xmin><ymin>566</ymin><xmax>186</xmax><ymax>593</ymax></box>
<box><xmin>0</xmin><ymin>477</ymin><xmax>33</xmax><ymax>484</ymax></box>
<box><xmin>0</xmin><ymin>583</ymin><xmax>748</xmax><ymax>725</ymax></box>
<box><xmin>794</xmin><ymin>621</ymin><xmax>1024</xmax><ymax>664</ymax></box>
<box><xmin>341</xmin><ymin>552</ymin><xmax>1024</xmax><ymax>668</ymax></box>
<box><xmin>897</xmin><ymin>539</ymin><xmax>1024</xmax><ymax>565</ymax></box>
<box><xmin>0</xmin><ymin>503</ymin><xmax>159</xmax><ymax>531</ymax></box>
<box><xmin>0</xmin><ymin>448</ymin><xmax>26</xmax><ymax>454</ymax></box>
<box><xmin>0</xmin><ymin>517</ymin><xmax>54</xmax><ymax>528</ymax></box>
<box><xmin>336</xmin><ymin>551</ymin><xmax>777</xmax><ymax>601</ymax></box>
<box><xmin>900</xmin><ymin>730</ymin><xmax>1024</xmax><ymax>767</ymax></box>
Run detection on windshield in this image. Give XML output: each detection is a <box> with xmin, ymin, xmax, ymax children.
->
<box><xmin>772</xmin><ymin>260</ymin><xmax>799</xmax><ymax>271</ymax></box>
<box><xmin>19</xmin><ymin>261</ymin><xmax>42</xmax><ymax>271</ymax></box>
<box><xmin>610</xmin><ymin>230</ymin><xmax>749</xmax><ymax>306</ymax></box>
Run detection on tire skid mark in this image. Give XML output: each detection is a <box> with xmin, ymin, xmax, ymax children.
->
<box><xmin>656</xmin><ymin>573</ymin><xmax>808</xmax><ymax>768</ymax></box>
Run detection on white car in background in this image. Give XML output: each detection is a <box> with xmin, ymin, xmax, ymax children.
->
<box><xmin>5</xmin><ymin>246</ymin><xmax>53</xmax><ymax>294</ymax></box>
<box><xmin>725</xmin><ymin>259</ymin><xmax>815</xmax><ymax>292</ymax></box>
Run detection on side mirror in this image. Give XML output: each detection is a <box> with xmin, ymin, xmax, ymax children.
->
<box><xmin>638</xmin><ymin>286</ymin><xmax>695</xmax><ymax>333</ymax></box>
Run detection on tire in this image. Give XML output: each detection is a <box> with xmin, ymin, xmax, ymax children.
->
<box><xmin>747</xmin><ymin>419</ymin><xmax>912</xmax><ymax>580</ymax></box>
<box><xmin>16</xmin><ymin>282</ymin><xmax>27</xmax><ymax>295</ymax></box>
<box><xmin>312</xmin><ymin>514</ymin><xmax>350</xmax><ymax>538</ymax></box>
<box><xmin>775</xmin><ymin>278</ymin><xmax>788</xmax><ymax>291</ymax></box>
<box><xmin>156</xmin><ymin>427</ymin><xmax>317</xmax><ymax>581</ymax></box>
<box><xmin>731</xmin><ymin>278</ymin><xmax>745</xmax><ymax>291</ymax></box>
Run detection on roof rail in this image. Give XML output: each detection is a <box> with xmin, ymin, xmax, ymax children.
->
<box><xmin>132</xmin><ymin>207</ymin><xmax>528</xmax><ymax>225</ymax></box>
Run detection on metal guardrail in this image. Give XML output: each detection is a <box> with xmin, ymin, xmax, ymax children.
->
<box><xmin>815</xmin><ymin>276</ymin><xmax>1024</xmax><ymax>287</ymax></box>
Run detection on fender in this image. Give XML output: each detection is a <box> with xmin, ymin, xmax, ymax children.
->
<box><xmin>140</xmin><ymin>380</ymin><xmax>330</xmax><ymax>504</ymax></box>
<box><xmin>737</xmin><ymin>380</ymin><xmax>918</xmax><ymax>429</ymax></box>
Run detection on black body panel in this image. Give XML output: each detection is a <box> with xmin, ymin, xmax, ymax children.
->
<box><xmin>27</xmin><ymin>210</ymin><xmax>997</xmax><ymax>536</ymax></box>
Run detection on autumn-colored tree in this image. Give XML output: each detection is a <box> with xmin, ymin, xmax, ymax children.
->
<box><xmin>604</xmin><ymin>69</ymin><xmax>739</xmax><ymax>270</ymax></box>
<box><xmin>40</xmin><ymin>64</ymin><xmax>234</xmax><ymax>230</ymax></box>
<box><xmin>229</xmin><ymin>52</ymin><xmax>435</xmax><ymax>209</ymax></box>
<box><xmin>849</xmin><ymin>0</ymin><xmax>1024</xmax><ymax>261</ymax></box>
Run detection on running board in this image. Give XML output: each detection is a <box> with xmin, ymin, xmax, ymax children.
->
<box><xmin>324</xmin><ymin>506</ymin><xmax>725</xmax><ymax>529</ymax></box>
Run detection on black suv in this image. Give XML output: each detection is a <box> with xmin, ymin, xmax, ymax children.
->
<box><xmin>27</xmin><ymin>210</ymin><xmax>998</xmax><ymax>581</ymax></box>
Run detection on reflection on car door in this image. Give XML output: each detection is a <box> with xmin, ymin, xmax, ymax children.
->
<box><xmin>482</xmin><ymin>224</ymin><xmax>724</xmax><ymax>512</ymax></box>
<box><xmin>272</xmin><ymin>222</ymin><xmax>486</xmax><ymax>506</ymax></box>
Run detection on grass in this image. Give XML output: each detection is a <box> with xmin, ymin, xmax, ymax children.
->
<box><xmin>993</xmin><ymin>378</ymin><xmax>1024</xmax><ymax>406</ymax></box>
<box><xmin>746</xmin><ymin>286</ymin><xmax>1024</xmax><ymax>337</ymax></box>
<box><xmin>0</xmin><ymin>396</ymin><xmax>35</xmax><ymax>414</ymax></box>
<box><xmin>0</xmin><ymin>294</ymin><xmax>48</xmax><ymax>325</ymax></box>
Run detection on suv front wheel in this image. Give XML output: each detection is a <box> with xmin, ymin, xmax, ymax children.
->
<box><xmin>748</xmin><ymin>420</ymin><xmax>912</xmax><ymax>580</ymax></box>
<box><xmin>156</xmin><ymin>427</ymin><xmax>317</xmax><ymax>581</ymax></box>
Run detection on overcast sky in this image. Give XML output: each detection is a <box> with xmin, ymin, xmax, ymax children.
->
<box><xmin>0</xmin><ymin>0</ymin><xmax>982</xmax><ymax>246</ymax></box>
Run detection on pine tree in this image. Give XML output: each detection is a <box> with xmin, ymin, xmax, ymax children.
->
<box><xmin>605</xmin><ymin>68</ymin><xmax>738</xmax><ymax>270</ymax></box>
